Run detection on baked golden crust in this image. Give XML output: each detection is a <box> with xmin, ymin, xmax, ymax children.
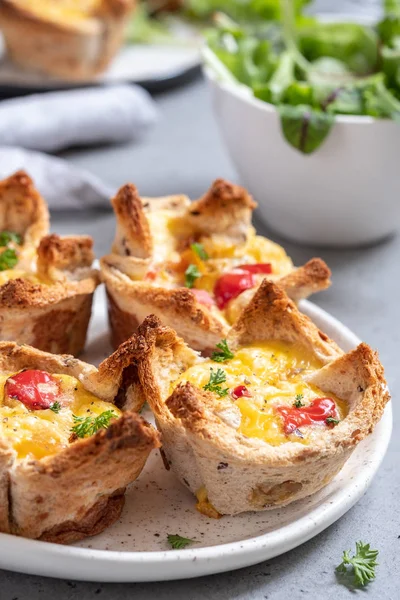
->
<box><xmin>0</xmin><ymin>340</ymin><xmax>160</xmax><ymax>542</ymax></box>
<box><xmin>134</xmin><ymin>282</ymin><xmax>389</xmax><ymax>515</ymax></box>
<box><xmin>0</xmin><ymin>172</ymin><xmax>100</xmax><ymax>355</ymax></box>
<box><xmin>0</xmin><ymin>0</ymin><xmax>136</xmax><ymax>81</ymax></box>
<box><xmin>0</xmin><ymin>170</ymin><xmax>49</xmax><ymax>269</ymax></box>
<box><xmin>101</xmin><ymin>179</ymin><xmax>331</xmax><ymax>352</ymax></box>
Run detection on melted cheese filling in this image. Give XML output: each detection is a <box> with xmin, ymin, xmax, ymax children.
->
<box><xmin>174</xmin><ymin>341</ymin><xmax>347</xmax><ymax>446</ymax></box>
<box><xmin>142</xmin><ymin>211</ymin><xmax>293</xmax><ymax>320</ymax></box>
<box><xmin>15</xmin><ymin>0</ymin><xmax>100</xmax><ymax>23</ymax></box>
<box><xmin>0</xmin><ymin>373</ymin><xmax>120</xmax><ymax>460</ymax></box>
<box><xmin>0</xmin><ymin>269</ymin><xmax>45</xmax><ymax>287</ymax></box>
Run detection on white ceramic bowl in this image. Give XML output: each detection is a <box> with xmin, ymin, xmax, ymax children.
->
<box><xmin>205</xmin><ymin>63</ymin><xmax>400</xmax><ymax>247</ymax></box>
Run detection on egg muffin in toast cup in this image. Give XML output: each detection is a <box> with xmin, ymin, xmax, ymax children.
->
<box><xmin>0</xmin><ymin>0</ymin><xmax>136</xmax><ymax>81</ymax></box>
<box><xmin>134</xmin><ymin>281</ymin><xmax>389</xmax><ymax>516</ymax></box>
<box><xmin>0</xmin><ymin>338</ymin><xmax>159</xmax><ymax>542</ymax></box>
<box><xmin>0</xmin><ymin>170</ymin><xmax>100</xmax><ymax>355</ymax></box>
<box><xmin>101</xmin><ymin>178</ymin><xmax>331</xmax><ymax>353</ymax></box>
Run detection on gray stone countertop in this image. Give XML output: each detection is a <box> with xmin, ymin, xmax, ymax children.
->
<box><xmin>1</xmin><ymin>76</ymin><xmax>398</xmax><ymax>599</ymax></box>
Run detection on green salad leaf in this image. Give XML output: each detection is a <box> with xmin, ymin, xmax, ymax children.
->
<box><xmin>362</xmin><ymin>75</ymin><xmax>400</xmax><ymax>120</ymax></box>
<box><xmin>278</xmin><ymin>104</ymin><xmax>334</xmax><ymax>154</ymax></box>
<box><xmin>378</xmin><ymin>0</ymin><xmax>400</xmax><ymax>46</ymax></box>
<box><xmin>205</xmin><ymin>0</ymin><xmax>400</xmax><ymax>154</ymax></box>
<box><xmin>187</xmin><ymin>0</ymin><xmax>311</xmax><ymax>23</ymax></box>
<box><xmin>322</xmin><ymin>86</ymin><xmax>364</xmax><ymax>116</ymax></box>
<box><xmin>298</xmin><ymin>22</ymin><xmax>379</xmax><ymax>76</ymax></box>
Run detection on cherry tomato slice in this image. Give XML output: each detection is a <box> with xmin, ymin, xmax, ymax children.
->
<box><xmin>191</xmin><ymin>288</ymin><xmax>215</xmax><ymax>307</ymax></box>
<box><xmin>238</xmin><ymin>263</ymin><xmax>273</xmax><ymax>275</ymax></box>
<box><xmin>5</xmin><ymin>370</ymin><xmax>60</xmax><ymax>410</ymax></box>
<box><xmin>145</xmin><ymin>268</ymin><xmax>157</xmax><ymax>281</ymax></box>
<box><xmin>277</xmin><ymin>397</ymin><xmax>337</xmax><ymax>435</ymax></box>
<box><xmin>214</xmin><ymin>271</ymin><xmax>255</xmax><ymax>310</ymax></box>
<box><xmin>231</xmin><ymin>385</ymin><xmax>252</xmax><ymax>400</ymax></box>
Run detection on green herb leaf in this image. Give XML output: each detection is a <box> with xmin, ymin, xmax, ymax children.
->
<box><xmin>191</xmin><ymin>242</ymin><xmax>209</xmax><ymax>261</ymax></box>
<box><xmin>49</xmin><ymin>401</ymin><xmax>61</xmax><ymax>414</ymax></box>
<box><xmin>336</xmin><ymin>541</ymin><xmax>379</xmax><ymax>587</ymax></box>
<box><xmin>203</xmin><ymin>367</ymin><xmax>229</xmax><ymax>397</ymax></box>
<box><xmin>326</xmin><ymin>416</ymin><xmax>340</xmax><ymax>426</ymax></box>
<box><xmin>211</xmin><ymin>339</ymin><xmax>235</xmax><ymax>362</ymax></box>
<box><xmin>167</xmin><ymin>533</ymin><xmax>196</xmax><ymax>550</ymax></box>
<box><xmin>278</xmin><ymin>104</ymin><xmax>334</xmax><ymax>154</ymax></box>
<box><xmin>185</xmin><ymin>264</ymin><xmax>201</xmax><ymax>289</ymax></box>
<box><xmin>0</xmin><ymin>231</ymin><xmax>22</xmax><ymax>247</ymax></box>
<box><xmin>293</xmin><ymin>394</ymin><xmax>305</xmax><ymax>408</ymax></box>
<box><xmin>71</xmin><ymin>410</ymin><xmax>117</xmax><ymax>439</ymax></box>
<box><xmin>0</xmin><ymin>248</ymin><xmax>18</xmax><ymax>271</ymax></box>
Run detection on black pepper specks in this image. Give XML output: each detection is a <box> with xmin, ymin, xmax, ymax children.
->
<box><xmin>217</xmin><ymin>462</ymin><xmax>229</xmax><ymax>470</ymax></box>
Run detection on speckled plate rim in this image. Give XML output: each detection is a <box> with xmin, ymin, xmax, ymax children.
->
<box><xmin>0</xmin><ymin>301</ymin><xmax>392</xmax><ymax>582</ymax></box>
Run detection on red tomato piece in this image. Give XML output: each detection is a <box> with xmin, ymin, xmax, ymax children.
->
<box><xmin>145</xmin><ymin>268</ymin><xmax>157</xmax><ymax>281</ymax></box>
<box><xmin>191</xmin><ymin>288</ymin><xmax>215</xmax><ymax>307</ymax></box>
<box><xmin>277</xmin><ymin>397</ymin><xmax>337</xmax><ymax>435</ymax></box>
<box><xmin>5</xmin><ymin>370</ymin><xmax>60</xmax><ymax>410</ymax></box>
<box><xmin>238</xmin><ymin>263</ymin><xmax>273</xmax><ymax>275</ymax></box>
<box><xmin>214</xmin><ymin>271</ymin><xmax>255</xmax><ymax>310</ymax></box>
<box><xmin>231</xmin><ymin>385</ymin><xmax>252</xmax><ymax>400</ymax></box>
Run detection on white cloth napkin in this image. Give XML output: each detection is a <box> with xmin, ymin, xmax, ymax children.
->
<box><xmin>0</xmin><ymin>84</ymin><xmax>158</xmax><ymax>152</ymax></box>
<box><xmin>0</xmin><ymin>146</ymin><xmax>114</xmax><ymax>209</ymax></box>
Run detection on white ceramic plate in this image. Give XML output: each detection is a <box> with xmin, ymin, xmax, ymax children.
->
<box><xmin>0</xmin><ymin>290</ymin><xmax>392</xmax><ymax>582</ymax></box>
<box><xmin>0</xmin><ymin>33</ymin><xmax>201</xmax><ymax>93</ymax></box>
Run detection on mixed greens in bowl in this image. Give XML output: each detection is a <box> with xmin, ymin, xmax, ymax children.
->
<box><xmin>204</xmin><ymin>0</ymin><xmax>400</xmax><ymax>154</ymax></box>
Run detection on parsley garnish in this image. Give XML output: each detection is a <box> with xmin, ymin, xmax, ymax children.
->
<box><xmin>336</xmin><ymin>541</ymin><xmax>379</xmax><ymax>587</ymax></box>
<box><xmin>49</xmin><ymin>401</ymin><xmax>61</xmax><ymax>413</ymax></box>
<box><xmin>71</xmin><ymin>410</ymin><xmax>117</xmax><ymax>438</ymax></box>
<box><xmin>211</xmin><ymin>339</ymin><xmax>235</xmax><ymax>363</ymax></box>
<box><xmin>326</xmin><ymin>417</ymin><xmax>340</xmax><ymax>426</ymax></box>
<box><xmin>0</xmin><ymin>248</ymin><xmax>18</xmax><ymax>271</ymax></box>
<box><xmin>203</xmin><ymin>367</ymin><xmax>229</xmax><ymax>397</ymax></box>
<box><xmin>167</xmin><ymin>534</ymin><xmax>196</xmax><ymax>550</ymax></box>
<box><xmin>191</xmin><ymin>242</ymin><xmax>209</xmax><ymax>261</ymax></box>
<box><xmin>184</xmin><ymin>264</ymin><xmax>201</xmax><ymax>288</ymax></box>
<box><xmin>293</xmin><ymin>393</ymin><xmax>305</xmax><ymax>408</ymax></box>
<box><xmin>0</xmin><ymin>231</ymin><xmax>22</xmax><ymax>247</ymax></box>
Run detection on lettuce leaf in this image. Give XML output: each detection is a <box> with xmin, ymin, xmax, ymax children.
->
<box><xmin>186</xmin><ymin>0</ymin><xmax>311</xmax><ymax>23</ymax></box>
<box><xmin>278</xmin><ymin>104</ymin><xmax>334</xmax><ymax>154</ymax></box>
<box><xmin>298</xmin><ymin>22</ymin><xmax>379</xmax><ymax>76</ymax></box>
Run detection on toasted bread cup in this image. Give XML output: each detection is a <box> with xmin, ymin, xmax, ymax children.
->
<box><xmin>0</xmin><ymin>338</ymin><xmax>160</xmax><ymax>543</ymax></box>
<box><xmin>134</xmin><ymin>282</ymin><xmax>389</xmax><ymax>516</ymax></box>
<box><xmin>101</xmin><ymin>179</ymin><xmax>331</xmax><ymax>353</ymax></box>
<box><xmin>0</xmin><ymin>0</ymin><xmax>135</xmax><ymax>81</ymax></box>
<box><xmin>0</xmin><ymin>171</ymin><xmax>100</xmax><ymax>355</ymax></box>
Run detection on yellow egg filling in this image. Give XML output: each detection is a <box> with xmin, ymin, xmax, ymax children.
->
<box><xmin>0</xmin><ymin>373</ymin><xmax>120</xmax><ymax>460</ymax></box>
<box><xmin>15</xmin><ymin>0</ymin><xmax>101</xmax><ymax>23</ymax></box>
<box><xmin>0</xmin><ymin>269</ymin><xmax>46</xmax><ymax>287</ymax></box>
<box><xmin>174</xmin><ymin>341</ymin><xmax>347</xmax><ymax>446</ymax></box>
<box><xmin>142</xmin><ymin>211</ymin><xmax>293</xmax><ymax>317</ymax></box>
